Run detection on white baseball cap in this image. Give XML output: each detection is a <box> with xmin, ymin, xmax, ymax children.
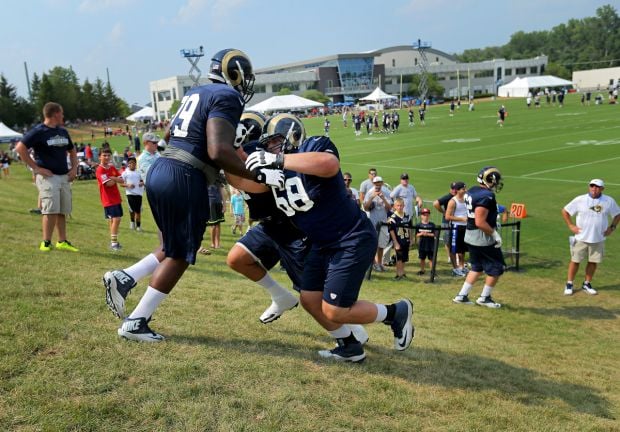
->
<box><xmin>589</xmin><ymin>179</ymin><xmax>604</xmax><ymax>187</ymax></box>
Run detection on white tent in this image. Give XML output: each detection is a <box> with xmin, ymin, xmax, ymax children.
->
<box><xmin>246</xmin><ymin>95</ymin><xmax>323</xmax><ymax>113</ymax></box>
<box><xmin>126</xmin><ymin>106</ymin><xmax>155</xmax><ymax>122</ymax></box>
<box><xmin>0</xmin><ymin>122</ymin><xmax>23</xmax><ymax>143</ymax></box>
<box><xmin>359</xmin><ymin>87</ymin><xmax>397</xmax><ymax>101</ymax></box>
<box><xmin>498</xmin><ymin>76</ymin><xmax>574</xmax><ymax>97</ymax></box>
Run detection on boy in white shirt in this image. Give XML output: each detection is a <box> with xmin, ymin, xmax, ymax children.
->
<box><xmin>121</xmin><ymin>157</ymin><xmax>144</xmax><ymax>231</ymax></box>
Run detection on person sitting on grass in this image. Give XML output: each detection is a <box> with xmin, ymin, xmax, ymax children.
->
<box><xmin>387</xmin><ymin>197</ymin><xmax>412</xmax><ymax>280</ymax></box>
<box><xmin>415</xmin><ymin>208</ymin><xmax>436</xmax><ymax>275</ymax></box>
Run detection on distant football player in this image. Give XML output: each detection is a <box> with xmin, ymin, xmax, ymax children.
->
<box><xmin>245</xmin><ymin>114</ymin><xmax>414</xmax><ymax>363</ymax></box>
<box><xmin>453</xmin><ymin>167</ymin><xmax>505</xmax><ymax>308</ymax></box>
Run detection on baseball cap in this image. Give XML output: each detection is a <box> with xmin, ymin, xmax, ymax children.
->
<box><xmin>420</xmin><ymin>208</ymin><xmax>431</xmax><ymax>214</ymax></box>
<box><xmin>372</xmin><ymin>176</ymin><xmax>383</xmax><ymax>183</ymax></box>
<box><xmin>589</xmin><ymin>179</ymin><xmax>604</xmax><ymax>187</ymax></box>
<box><xmin>142</xmin><ymin>132</ymin><xmax>160</xmax><ymax>143</ymax></box>
<box><xmin>400</xmin><ymin>173</ymin><xmax>409</xmax><ymax>180</ymax></box>
<box><xmin>451</xmin><ymin>181</ymin><xmax>466</xmax><ymax>190</ymax></box>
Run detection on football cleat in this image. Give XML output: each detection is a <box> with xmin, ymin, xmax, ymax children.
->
<box><xmin>117</xmin><ymin>317</ymin><xmax>164</xmax><ymax>342</ymax></box>
<box><xmin>259</xmin><ymin>293</ymin><xmax>299</xmax><ymax>324</ymax></box>
<box><xmin>453</xmin><ymin>295</ymin><xmax>474</xmax><ymax>305</ymax></box>
<box><xmin>318</xmin><ymin>339</ymin><xmax>366</xmax><ymax>363</ymax></box>
<box><xmin>476</xmin><ymin>296</ymin><xmax>502</xmax><ymax>308</ymax></box>
<box><xmin>390</xmin><ymin>299</ymin><xmax>414</xmax><ymax>351</ymax></box>
<box><xmin>103</xmin><ymin>270</ymin><xmax>136</xmax><ymax>319</ymax></box>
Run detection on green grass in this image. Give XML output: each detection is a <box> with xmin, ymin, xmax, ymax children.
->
<box><xmin>1</xmin><ymin>94</ymin><xmax>619</xmax><ymax>431</ymax></box>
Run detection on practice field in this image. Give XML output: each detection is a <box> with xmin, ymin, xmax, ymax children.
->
<box><xmin>0</xmin><ymin>94</ymin><xmax>618</xmax><ymax>431</ymax></box>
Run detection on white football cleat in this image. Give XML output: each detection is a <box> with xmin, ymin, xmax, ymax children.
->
<box><xmin>259</xmin><ymin>293</ymin><xmax>299</xmax><ymax>324</ymax></box>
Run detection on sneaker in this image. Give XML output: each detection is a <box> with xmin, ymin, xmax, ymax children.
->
<box><xmin>416</xmin><ymin>270</ymin><xmax>425</xmax><ymax>276</ymax></box>
<box><xmin>348</xmin><ymin>324</ymin><xmax>369</xmax><ymax>345</ymax></box>
<box><xmin>55</xmin><ymin>240</ymin><xmax>79</xmax><ymax>252</ymax></box>
<box><xmin>452</xmin><ymin>268</ymin><xmax>466</xmax><ymax>277</ymax></box>
<box><xmin>118</xmin><ymin>317</ymin><xmax>164</xmax><ymax>342</ymax></box>
<box><xmin>259</xmin><ymin>293</ymin><xmax>299</xmax><ymax>324</ymax></box>
<box><xmin>476</xmin><ymin>296</ymin><xmax>502</xmax><ymax>308</ymax></box>
<box><xmin>582</xmin><ymin>282</ymin><xmax>597</xmax><ymax>295</ymax></box>
<box><xmin>564</xmin><ymin>282</ymin><xmax>574</xmax><ymax>296</ymax></box>
<box><xmin>136</xmin><ymin>227</ymin><xmax>142</xmax><ymax>232</ymax></box>
<box><xmin>372</xmin><ymin>263</ymin><xmax>384</xmax><ymax>272</ymax></box>
<box><xmin>318</xmin><ymin>339</ymin><xmax>366</xmax><ymax>363</ymax></box>
<box><xmin>129</xmin><ymin>221</ymin><xmax>135</xmax><ymax>230</ymax></box>
<box><xmin>390</xmin><ymin>299</ymin><xmax>414</xmax><ymax>351</ymax></box>
<box><xmin>103</xmin><ymin>270</ymin><xmax>136</xmax><ymax>319</ymax></box>
<box><xmin>110</xmin><ymin>243</ymin><xmax>122</xmax><ymax>251</ymax></box>
<box><xmin>392</xmin><ymin>275</ymin><xmax>402</xmax><ymax>281</ymax></box>
<box><xmin>453</xmin><ymin>295</ymin><xmax>474</xmax><ymax>305</ymax></box>
<box><xmin>39</xmin><ymin>240</ymin><xmax>52</xmax><ymax>252</ymax></box>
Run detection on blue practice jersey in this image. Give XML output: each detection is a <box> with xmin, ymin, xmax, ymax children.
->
<box><xmin>271</xmin><ymin>136</ymin><xmax>371</xmax><ymax>248</ymax></box>
<box><xmin>168</xmin><ymin>83</ymin><xmax>243</xmax><ymax>164</ymax></box>
<box><xmin>465</xmin><ymin>185</ymin><xmax>498</xmax><ymax>231</ymax></box>
<box><xmin>21</xmin><ymin>124</ymin><xmax>74</xmax><ymax>175</ymax></box>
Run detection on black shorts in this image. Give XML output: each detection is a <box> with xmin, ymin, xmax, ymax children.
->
<box><xmin>126</xmin><ymin>195</ymin><xmax>142</xmax><ymax>213</ymax></box>
<box><xmin>418</xmin><ymin>249</ymin><xmax>433</xmax><ymax>260</ymax></box>
<box><xmin>395</xmin><ymin>247</ymin><xmax>409</xmax><ymax>263</ymax></box>
<box><xmin>449</xmin><ymin>225</ymin><xmax>467</xmax><ymax>254</ymax></box>
<box><xmin>467</xmin><ymin>244</ymin><xmax>505</xmax><ymax>277</ymax></box>
<box><xmin>207</xmin><ymin>202</ymin><xmax>225</xmax><ymax>225</ymax></box>
<box><xmin>104</xmin><ymin>203</ymin><xmax>123</xmax><ymax>219</ymax></box>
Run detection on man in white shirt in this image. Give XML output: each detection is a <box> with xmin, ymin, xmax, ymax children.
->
<box><xmin>562</xmin><ymin>179</ymin><xmax>620</xmax><ymax>295</ymax></box>
<box><xmin>390</xmin><ymin>173</ymin><xmax>423</xmax><ymax>219</ymax></box>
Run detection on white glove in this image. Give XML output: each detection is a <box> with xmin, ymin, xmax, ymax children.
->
<box><xmin>492</xmin><ymin>230</ymin><xmax>502</xmax><ymax>248</ymax></box>
<box><xmin>254</xmin><ymin>168</ymin><xmax>285</xmax><ymax>189</ymax></box>
<box><xmin>245</xmin><ymin>150</ymin><xmax>284</xmax><ymax>171</ymax></box>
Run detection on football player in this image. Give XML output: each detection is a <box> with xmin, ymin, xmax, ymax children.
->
<box><xmin>453</xmin><ymin>167</ymin><xmax>505</xmax><ymax>308</ymax></box>
<box><xmin>103</xmin><ymin>48</ymin><xmax>284</xmax><ymax>342</ymax></box>
<box><xmin>244</xmin><ymin>114</ymin><xmax>414</xmax><ymax>363</ymax></box>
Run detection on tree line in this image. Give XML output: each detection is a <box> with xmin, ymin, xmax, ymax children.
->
<box><xmin>455</xmin><ymin>5</ymin><xmax>620</xmax><ymax>79</ymax></box>
<box><xmin>0</xmin><ymin>66</ymin><xmax>129</xmax><ymax>129</ymax></box>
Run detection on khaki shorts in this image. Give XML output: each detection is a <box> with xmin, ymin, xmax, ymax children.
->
<box><xmin>571</xmin><ymin>240</ymin><xmax>604</xmax><ymax>264</ymax></box>
<box><xmin>36</xmin><ymin>174</ymin><xmax>72</xmax><ymax>215</ymax></box>
<box><xmin>377</xmin><ymin>225</ymin><xmax>390</xmax><ymax>249</ymax></box>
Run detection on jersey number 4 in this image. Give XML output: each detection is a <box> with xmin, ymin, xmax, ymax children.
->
<box><xmin>272</xmin><ymin>177</ymin><xmax>314</xmax><ymax>216</ymax></box>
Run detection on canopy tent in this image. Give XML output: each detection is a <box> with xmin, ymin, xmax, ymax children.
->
<box><xmin>246</xmin><ymin>95</ymin><xmax>324</xmax><ymax>113</ymax></box>
<box><xmin>359</xmin><ymin>87</ymin><xmax>398</xmax><ymax>101</ymax></box>
<box><xmin>498</xmin><ymin>76</ymin><xmax>574</xmax><ymax>97</ymax></box>
<box><xmin>0</xmin><ymin>122</ymin><xmax>23</xmax><ymax>143</ymax></box>
<box><xmin>126</xmin><ymin>106</ymin><xmax>155</xmax><ymax>122</ymax></box>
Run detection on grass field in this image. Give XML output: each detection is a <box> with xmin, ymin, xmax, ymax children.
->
<box><xmin>1</xmin><ymin>94</ymin><xmax>619</xmax><ymax>431</ymax></box>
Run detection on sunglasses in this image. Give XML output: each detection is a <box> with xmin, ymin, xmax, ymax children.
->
<box><xmin>344</xmin><ymin>179</ymin><xmax>352</xmax><ymax>182</ymax></box>
<box><xmin>589</xmin><ymin>184</ymin><xmax>601</xmax><ymax>187</ymax></box>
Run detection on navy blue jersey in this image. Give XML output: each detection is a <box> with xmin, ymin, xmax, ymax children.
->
<box><xmin>465</xmin><ymin>186</ymin><xmax>498</xmax><ymax>231</ymax></box>
<box><xmin>272</xmin><ymin>136</ymin><xmax>371</xmax><ymax>248</ymax></box>
<box><xmin>21</xmin><ymin>124</ymin><xmax>74</xmax><ymax>175</ymax></box>
<box><xmin>168</xmin><ymin>83</ymin><xmax>243</xmax><ymax>164</ymax></box>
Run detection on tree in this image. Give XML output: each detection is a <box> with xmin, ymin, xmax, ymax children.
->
<box><xmin>0</xmin><ymin>74</ymin><xmax>35</xmax><ymax>127</ymax></box>
<box><xmin>407</xmin><ymin>74</ymin><xmax>444</xmax><ymax>97</ymax></box>
<box><xmin>169</xmin><ymin>100</ymin><xmax>182</xmax><ymax>118</ymax></box>
<box><xmin>277</xmin><ymin>87</ymin><xmax>292</xmax><ymax>95</ymax></box>
<box><xmin>302</xmin><ymin>89</ymin><xmax>330</xmax><ymax>104</ymax></box>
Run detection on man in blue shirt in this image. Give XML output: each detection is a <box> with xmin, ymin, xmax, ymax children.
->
<box><xmin>245</xmin><ymin>114</ymin><xmax>414</xmax><ymax>363</ymax></box>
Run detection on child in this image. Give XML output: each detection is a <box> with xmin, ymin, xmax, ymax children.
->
<box><xmin>387</xmin><ymin>198</ymin><xmax>412</xmax><ymax>280</ymax></box>
<box><xmin>230</xmin><ymin>188</ymin><xmax>246</xmax><ymax>235</ymax></box>
<box><xmin>120</xmin><ymin>156</ymin><xmax>144</xmax><ymax>232</ymax></box>
<box><xmin>415</xmin><ymin>208</ymin><xmax>436</xmax><ymax>275</ymax></box>
<box><xmin>96</xmin><ymin>148</ymin><xmax>125</xmax><ymax>251</ymax></box>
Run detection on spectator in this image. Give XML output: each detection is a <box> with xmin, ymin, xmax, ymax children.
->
<box><xmin>1</xmin><ymin>150</ymin><xmax>11</xmax><ymax>178</ymax></box>
<box><xmin>364</xmin><ymin>176</ymin><xmax>392</xmax><ymax>272</ymax></box>
<box><xmin>390</xmin><ymin>172</ymin><xmax>423</xmax><ymax>221</ymax></box>
<box><xmin>96</xmin><ymin>148</ymin><xmax>125</xmax><ymax>251</ymax></box>
<box><xmin>14</xmin><ymin>102</ymin><xmax>79</xmax><ymax>252</ymax></box>
<box><xmin>343</xmin><ymin>172</ymin><xmax>360</xmax><ymax>206</ymax></box>
<box><xmin>433</xmin><ymin>182</ymin><xmax>459</xmax><ymax>269</ymax></box>
<box><xmin>137</xmin><ymin>132</ymin><xmax>161</xmax><ymax>180</ymax></box>
<box><xmin>207</xmin><ymin>175</ymin><xmax>227</xmax><ymax>249</ymax></box>
<box><xmin>387</xmin><ymin>197</ymin><xmax>411</xmax><ymax>280</ymax></box>
<box><xmin>120</xmin><ymin>156</ymin><xmax>144</xmax><ymax>232</ymax></box>
<box><xmin>562</xmin><ymin>179</ymin><xmax>620</xmax><ymax>295</ymax></box>
<box><xmin>415</xmin><ymin>208</ymin><xmax>436</xmax><ymax>275</ymax></box>
<box><xmin>358</xmin><ymin>167</ymin><xmax>377</xmax><ymax>205</ymax></box>
<box><xmin>445</xmin><ymin>182</ymin><xmax>468</xmax><ymax>276</ymax></box>
<box><xmin>230</xmin><ymin>187</ymin><xmax>245</xmax><ymax>235</ymax></box>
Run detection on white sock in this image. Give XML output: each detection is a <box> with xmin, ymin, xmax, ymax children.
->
<box><xmin>329</xmin><ymin>325</ymin><xmax>352</xmax><ymax>339</ymax></box>
<box><xmin>481</xmin><ymin>285</ymin><xmax>494</xmax><ymax>298</ymax></box>
<box><xmin>124</xmin><ymin>253</ymin><xmax>160</xmax><ymax>282</ymax></box>
<box><xmin>128</xmin><ymin>286</ymin><xmax>168</xmax><ymax>320</ymax></box>
<box><xmin>257</xmin><ymin>273</ymin><xmax>290</xmax><ymax>300</ymax></box>
<box><xmin>374</xmin><ymin>304</ymin><xmax>387</xmax><ymax>322</ymax></box>
<box><xmin>458</xmin><ymin>282</ymin><xmax>473</xmax><ymax>297</ymax></box>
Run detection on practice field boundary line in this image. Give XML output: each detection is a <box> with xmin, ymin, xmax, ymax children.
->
<box><xmin>344</xmin><ymin>162</ymin><xmax>619</xmax><ymax>187</ymax></box>
<box><xmin>522</xmin><ymin>155</ymin><xmax>620</xmax><ymax>177</ymax></box>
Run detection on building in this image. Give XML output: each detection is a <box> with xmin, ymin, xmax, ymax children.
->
<box><xmin>149</xmin><ymin>45</ymin><xmax>548</xmax><ymax>121</ymax></box>
<box><xmin>572</xmin><ymin>66</ymin><xmax>620</xmax><ymax>91</ymax></box>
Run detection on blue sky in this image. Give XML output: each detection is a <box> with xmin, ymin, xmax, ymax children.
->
<box><xmin>0</xmin><ymin>0</ymin><xmax>616</xmax><ymax>105</ymax></box>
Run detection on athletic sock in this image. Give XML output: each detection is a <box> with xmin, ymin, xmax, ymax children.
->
<box><xmin>382</xmin><ymin>304</ymin><xmax>396</xmax><ymax>324</ymax></box>
<box><xmin>481</xmin><ymin>285</ymin><xmax>494</xmax><ymax>298</ymax></box>
<box><xmin>256</xmin><ymin>273</ymin><xmax>290</xmax><ymax>300</ymax></box>
<box><xmin>458</xmin><ymin>282</ymin><xmax>474</xmax><ymax>297</ymax></box>
<box><xmin>124</xmin><ymin>253</ymin><xmax>160</xmax><ymax>282</ymax></box>
<box><xmin>128</xmin><ymin>286</ymin><xmax>168</xmax><ymax>320</ymax></box>
<box><xmin>374</xmin><ymin>304</ymin><xmax>388</xmax><ymax>322</ymax></box>
<box><xmin>328</xmin><ymin>325</ymin><xmax>352</xmax><ymax>339</ymax></box>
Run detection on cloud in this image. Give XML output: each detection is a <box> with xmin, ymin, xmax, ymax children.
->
<box><xmin>173</xmin><ymin>0</ymin><xmax>247</xmax><ymax>26</ymax></box>
<box><xmin>78</xmin><ymin>0</ymin><xmax>134</xmax><ymax>13</ymax></box>
<box><xmin>107</xmin><ymin>22</ymin><xmax>124</xmax><ymax>44</ymax></box>
<box><xmin>175</xmin><ymin>0</ymin><xmax>210</xmax><ymax>23</ymax></box>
